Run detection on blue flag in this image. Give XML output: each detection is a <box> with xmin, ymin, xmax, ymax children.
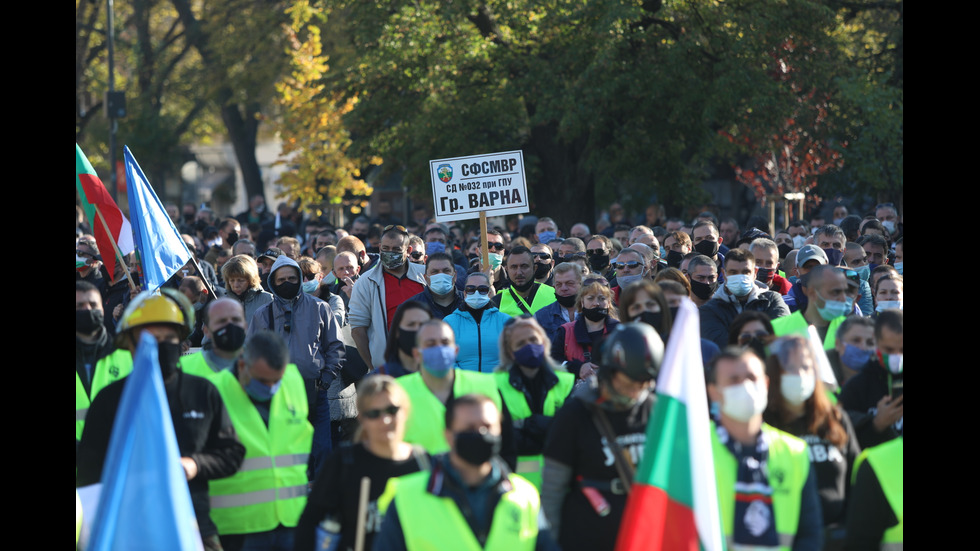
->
<box><xmin>124</xmin><ymin>146</ymin><xmax>191</xmax><ymax>291</ymax></box>
<box><xmin>88</xmin><ymin>332</ymin><xmax>204</xmax><ymax>550</ymax></box>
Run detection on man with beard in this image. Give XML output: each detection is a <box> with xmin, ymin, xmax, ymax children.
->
<box><xmin>493</xmin><ymin>246</ymin><xmax>557</xmax><ymax>317</ymax></box>
<box><xmin>180</xmin><ymin>298</ymin><xmax>249</xmax><ymax>379</ymax></box>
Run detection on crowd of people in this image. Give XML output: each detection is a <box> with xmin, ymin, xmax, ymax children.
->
<box><xmin>76</xmin><ymin>197</ymin><xmax>903</xmax><ymax>550</ymax></box>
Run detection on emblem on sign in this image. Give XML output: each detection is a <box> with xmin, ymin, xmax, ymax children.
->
<box><xmin>437</xmin><ymin>164</ymin><xmax>453</xmax><ymax>183</ymax></box>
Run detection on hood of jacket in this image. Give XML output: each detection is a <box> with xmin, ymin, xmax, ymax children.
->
<box><xmin>268</xmin><ymin>255</ymin><xmax>303</xmax><ymax>302</ymax></box>
<box><xmin>711</xmin><ymin>277</ymin><xmax>767</xmax><ymax>305</ymax></box>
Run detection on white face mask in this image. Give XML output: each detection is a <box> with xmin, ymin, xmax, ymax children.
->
<box><xmin>792</xmin><ymin>235</ymin><xmax>808</xmax><ymax>249</ymax></box>
<box><xmin>721</xmin><ymin>380</ymin><xmax>767</xmax><ymax>422</ymax></box>
<box><xmin>780</xmin><ymin>373</ymin><xmax>815</xmax><ymax>406</ymax></box>
<box><xmin>881</xmin><ymin>220</ymin><xmax>896</xmax><ymax>234</ymax></box>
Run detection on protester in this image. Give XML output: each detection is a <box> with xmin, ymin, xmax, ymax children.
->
<box><xmin>378</xmin><ymin>301</ymin><xmax>433</xmax><ymax>377</ymax></box>
<box><xmin>551</xmin><ymin>277</ymin><xmax>619</xmax><ymax>380</ymax></box>
<box><xmin>444</xmin><ymin>272</ymin><xmax>511</xmax><ymax>373</ymax></box>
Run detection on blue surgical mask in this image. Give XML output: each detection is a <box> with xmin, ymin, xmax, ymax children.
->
<box><xmin>428</xmin><ymin>273</ymin><xmax>455</xmax><ymax>296</ymax></box>
<box><xmin>841</xmin><ymin>344</ymin><xmax>872</xmax><ymax>369</ymax></box>
<box><xmin>422</xmin><ymin>345</ymin><xmax>456</xmax><ymax>377</ymax></box>
<box><xmin>488</xmin><ymin>252</ymin><xmax>504</xmax><ymax>270</ymax></box>
<box><xmin>725</xmin><ymin>274</ymin><xmax>754</xmax><ymax>297</ymax></box>
<box><xmin>816</xmin><ymin>291</ymin><xmax>850</xmax><ymax>321</ymax></box>
<box><xmin>894</xmin><ymin>262</ymin><xmax>903</xmax><ymax>275</ymax></box>
<box><xmin>855</xmin><ymin>265</ymin><xmax>870</xmax><ymax>282</ymax></box>
<box><xmin>426</xmin><ymin>242</ymin><xmax>446</xmax><ymax>255</ymax></box>
<box><xmin>881</xmin><ymin>220</ymin><xmax>896</xmax><ymax>234</ymax></box>
<box><xmin>875</xmin><ymin>300</ymin><xmax>902</xmax><ymax>312</ymax></box>
<box><xmin>302</xmin><ymin>279</ymin><xmax>319</xmax><ymax>294</ymax></box>
<box><xmin>537</xmin><ymin>231</ymin><xmax>557</xmax><ymax>244</ymax></box>
<box><xmin>246</xmin><ymin>378</ymin><xmax>281</xmax><ymax>401</ymax></box>
<box><xmin>464</xmin><ymin>291</ymin><xmax>490</xmax><ymax>309</ymax></box>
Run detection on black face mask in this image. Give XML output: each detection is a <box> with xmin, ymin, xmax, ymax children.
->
<box><xmin>213</xmin><ymin>323</ymin><xmax>246</xmax><ymax>352</ymax></box>
<box><xmin>777</xmin><ymin>243</ymin><xmax>793</xmax><ymax>259</ymax></box>
<box><xmin>397</xmin><ymin>329</ymin><xmax>417</xmax><ymax>356</ymax></box>
<box><xmin>694</xmin><ymin>240</ymin><xmax>719</xmax><ymax>258</ymax></box>
<box><xmin>555</xmin><ymin>294</ymin><xmax>577</xmax><ymax>308</ymax></box>
<box><xmin>582</xmin><ymin>306</ymin><xmax>608</xmax><ymax>322</ymax></box>
<box><xmin>453</xmin><ymin>430</ymin><xmax>502</xmax><ymax>466</ymax></box>
<box><xmin>666</xmin><ymin>250</ymin><xmax>684</xmax><ymax>268</ymax></box>
<box><xmin>512</xmin><ymin>278</ymin><xmax>535</xmax><ymax>293</ymax></box>
<box><xmin>272</xmin><ymin>280</ymin><xmax>301</xmax><ymax>300</ymax></box>
<box><xmin>637</xmin><ymin>310</ymin><xmax>663</xmax><ymax>330</ymax></box>
<box><xmin>690</xmin><ymin>279</ymin><xmax>716</xmax><ymax>301</ymax></box>
<box><xmin>756</xmin><ymin>267</ymin><xmax>775</xmax><ymax>285</ymax></box>
<box><xmin>76</xmin><ymin>309</ymin><xmax>104</xmax><ymax>335</ymax></box>
<box><xmin>588</xmin><ymin>254</ymin><xmax>610</xmax><ymax>271</ymax></box>
<box><xmin>157</xmin><ymin>341</ymin><xmax>182</xmax><ymax>379</ymax></box>
<box><xmin>533</xmin><ymin>263</ymin><xmax>551</xmax><ymax>280</ymax></box>
<box><xmin>226</xmin><ymin>232</ymin><xmax>239</xmax><ymax>246</ymax></box>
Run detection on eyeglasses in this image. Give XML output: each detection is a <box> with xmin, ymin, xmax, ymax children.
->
<box><xmin>362</xmin><ymin>405</ymin><xmax>400</xmax><ymax>419</ymax></box>
<box><xmin>586</xmin><ymin>249</ymin><xmax>607</xmax><ymax>256</ymax></box>
<box><xmin>614</xmin><ymin>261</ymin><xmax>643</xmax><ymax>270</ymax></box>
<box><xmin>530</xmin><ymin>253</ymin><xmax>552</xmax><ymax>260</ymax></box>
<box><xmin>504</xmin><ymin>314</ymin><xmax>535</xmax><ymax>327</ymax></box>
<box><xmin>383</xmin><ymin>224</ymin><xmax>409</xmax><ymax>236</ymax></box>
<box><xmin>583</xmin><ymin>277</ymin><xmax>610</xmax><ymax>287</ymax></box>
<box><xmin>488</xmin><ymin>242</ymin><xmax>506</xmax><ymax>251</ymax></box>
<box><xmin>737</xmin><ymin>330</ymin><xmax>769</xmax><ymax>344</ymax></box>
<box><xmin>464</xmin><ymin>285</ymin><xmax>491</xmax><ymax>295</ymax></box>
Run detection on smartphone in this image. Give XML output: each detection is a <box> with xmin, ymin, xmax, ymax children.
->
<box><xmin>890</xmin><ymin>378</ymin><xmax>903</xmax><ymax>400</ymax></box>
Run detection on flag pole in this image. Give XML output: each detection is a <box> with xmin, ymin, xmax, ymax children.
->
<box><xmin>95</xmin><ymin>205</ymin><xmax>137</xmax><ymax>291</ymax></box>
<box><xmin>186</xmin><ymin>255</ymin><xmax>218</xmax><ymax>299</ymax></box>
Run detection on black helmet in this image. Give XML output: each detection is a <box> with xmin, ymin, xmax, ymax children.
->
<box><xmin>599</xmin><ymin>322</ymin><xmax>665</xmax><ymax>382</ymax></box>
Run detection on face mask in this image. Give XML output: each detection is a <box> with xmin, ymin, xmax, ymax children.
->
<box><xmin>893</xmin><ymin>262</ymin><xmax>903</xmax><ymax>275</ymax></box>
<box><xmin>207</xmin><ymin>237</ymin><xmax>222</xmax><ymax>248</ymax></box>
<box><xmin>397</xmin><ymin>329</ymin><xmax>417</xmax><ymax>356</ymax></box>
<box><xmin>668</xmin><ymin>306</ymin><xmax>679</xmax><ymax>321</ymax></box>
<box><xmin>381</xmin><ymin>251</ymin><xmax>405</xmax><ymax>270</ymax></box>
<box><xmin>272</xmin><ymin>280</ymin><xmax>301</xmax><ymax>300</ymax></box>
<box><xmin>690</xmin><ymin>279</ymin><xmax>716</xmax><ymax>301</ymax></box>
<box><xmin>425</xmin><ymin>242</ymin><xmax>446</xmax><ymax>255</ymax></box>
<box><xmin>464</xmin><ymin>291</ymin><xmax>491</xmax><ymax>309</ymax></box>
<box><xmin>533</xmin><ymin>263</ymin><xmax>551</xmax><ymax>280</ymax></box>
<box><xmin>76</xmin><ymin>309</ymin><xmax>104</xmax><ymax>334</ymax></box>
<box><xmin>694</xmin><ymin>240</ymin><xmax>719</xmax><ymax>258</ymax></box>
<box><xmin>780</xmin><ymin>372</ymin><xmax>815</xmax><ymax>405</ymax></box>
<box><xmin>537</xmin><ymin>231</ymin><xmax>557</xmax><ymax>244</ymax></box>
<box><xmin>213</xmin><ymin>323</ymin><xmax>246</xmax><ymax>352</ymax></box>
<box><xmin>453</xmin><ymin>430</ymin><xmax>501</xmax><ymax>466</ymax></box>
<box><xmin>638</xmin><ymin>310</ymin><xmax>663</xmax><ymax>330</ymax></box>
<box><xmin>841</xmin><ymin>344</ymin><xmax>872</xmax><ymax>369</ymax></box>
<box><xmin>868</xmin><ymin>262</ymin><xmax>879</xmax><ymax>274</ymax></box>
<box><xmin>322</xmin><ymin>272</ymin><xmax>337</xmax><ymax>286</ymax></box>
<box><xmin>816</xmin><ymin>291</ymin><xmax>850</xmax><ymax>321</ymax></box>
<box><xmin>811</xmin><ymin>227</ymin><xmax>819</xmax><ymax>235</ymax></box>
<box><xmin>246</xmin><ymin>378</ymin><xmax>281</xmax><ymax>401</ymax></box>
<box><xmin>428</xmin><ymin>273</ymin><xmax>455</xmax><ymax>296</ymax></box>
<box><xmin>582</xmin><ymin>306</ymin><xmax>608</xmax><ymax>322</ymax></box>
<box><xmin>660</xmin><ymin>247</ymin><xmax>667</xmax><ymax>259</ymax></box>
<box><xmin>665</xmin><ymin>250</ymin><xmax>684</xmax><ymax>268</ymax></box>
<box><xmin>756</xmin><ymin>267</ymin><xmax>774</xmax><ymax>285</ymax></box>
<box><xmin>881</xmin><ymin>220</ymin><xmax>896</xmax><ymax>234</ymax></box>
<box><xmin>823</xmin><ymin>248</ymin><xmax>844</xmax><ymax>267</ymax></box>
<box><xmin>511</xmin><ymin>278</ymin><xmax>535</xmax><ymax>293</ymax></box>
<box><xmin>422</xmin><ymin>345</ymin><xmax>456</xmax><ymax>377</ymax></box>
<box><xmin>488</xmin><ymin>252</ymin><xmax>504</xmax><ymax>270</ymax></box>
<box><xmin>855</xmin><ymin>265</ymin><xmax>870</xmax><ymax>282</ymax></box>
<box><xmin>555</xmin><ymin>293</ymin><xmax>577</xmax><ymax>308</ymax></box>
<box><xmin>227</xmin><ymin>232</ymin><xmax>239</xmax><ymax>246</ymax></box>
<box><xmin>589</xmin><ymin>253</ymin><xmax>610</xmax><ymax>271</ymax></box>
<box><xmin>875</xmin><ymin>300</ymin><xmax>902</xmax><ymax>312</ymax></box>
<box><xmin>721</xmin><ymin>380</ymin><xmax>767</xmax><ymax>422</ymax></box>
<box><xmin>725</xmin><ymin>274</ymin><xmax>754</xmax><ymax>297</ymax></box>
<box><xmin>833</xmin><ymin>218</ymin><xmax>844</xmax><ymax>226</ymax></box>
<box><xmin>514</xmin><ymin>343</ymin><xmax>546</xmax><ymax>368</ymax></box>
<box><xmin>302</xmin><ymin>279</ymin><xmax>320</xmax><ymax>294</ymax></box>
<box><xmin>616</xmin><ymin>273</ymin><xmax>644</xmax><ymax>289</ymax></box>
<box><xmin>777</xmin><ymin>243</ymin><xmax>793</xmax><ymax>259</ymax></box>
<box><xmin>157</xmin><ymin>341</ymin><xmax>182</xmax><ymax>379</ymax></box>
<box><xmin>792</xmin><ymin>235</ymin><xmax>808</xmax><ymax>249</ymax></box>
<box><xmin>877</xmin><ymin>351</ymin><xmax>903</xmax><ymax>374</ymax></box>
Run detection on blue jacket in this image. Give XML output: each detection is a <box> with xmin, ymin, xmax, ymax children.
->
<box><xmin>534</xmin><ymin>301</ymin><xmax>575</xmax><ymax>343</ymax></box>
<box><xmin>444</xmin><ymin>306</ymin><xmax>511</xmax><ymax>373</ymax></box>
<box><xmin>406</xmin><ymin>288</ymin><xmax>465</xmax><ymax>320</ymax></box>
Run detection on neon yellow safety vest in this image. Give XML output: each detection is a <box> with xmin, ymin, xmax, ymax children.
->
<box><xmin>712</xmin><ymin>423</ymin><xmax>811</xmax><ymax>551</ymax></box>
<box><xmin>853</xmin><ymin>437</ymin><xmax>903</xmax><ymax>549</ymax></box>
<box><xmin>771</xmin><ymin>311</ymin><xmax>843</xmax><ymax>351</ymax></box>
<box><xmin>494</xmin><ymin>369</ymin><xmax>574</xmax><ymax>489</ymax></box>
<box><xmin>395</xmin><ymin>469</ymin><xmax>539</xmax><ymax>551</ymax></box>
<box><xmin>399</xmin><ymin>369</ymin><xmax>502</xmax><ymax>454</ymax></box>
<box><xmin>209</xmin><ymin>364</ymin><xmax>313</xmax><ymax>535</ymax></box>
<box><xmin>178</xmin><ymin>351</ymin><xmax>223</xmax><ymax>380</ymax></box>
<box><xmin>498</xmin><ymin>284</ymin><xmax>557</xmax><ymax>317</ymax></box>
<box><xmin>76</xmin><ymin>349</ymin><xmax>133</xmax><ymax>441</ymax></box>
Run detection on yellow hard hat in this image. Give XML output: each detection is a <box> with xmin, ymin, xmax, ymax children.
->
<box><xmin>117</xmin><ymin>288</ymin><xmax>195</xmax><ymax>340</ymax></box>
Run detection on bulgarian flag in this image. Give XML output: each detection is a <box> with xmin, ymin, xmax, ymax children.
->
<box><xmin>615</xmin><ymin>298</ymin><xmax>724</xmax><ymax>551</ymax></box>
<box><xmin>76</xmin><ymin>144</ymin><xmax>134</xmax><ymax>279</ymax></box>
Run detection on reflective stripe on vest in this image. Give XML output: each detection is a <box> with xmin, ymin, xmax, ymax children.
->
<box><xmin>76</xmin><ymin>349</ymin><xmax>133</xmax><ymax>441</ymax></box>
<box><xmin>712</xmin><ymin>423</ymin><xmax>810</xmax><ymax>551</ymax></box>
<box><xmin>400</xmin><ymin>370</ymin><xmax>502</xmax><ymax>454</ymax></box>
<box><xmin>396</xmin><ymin>470</ymin><xmax>539</xmax><ymax>551</ymax></box>
<box><xmin>860</xmin><ymin>438</ymin><xmax>903</xmax><ymax>547</ymax></box>
<box><xmin>209</xmin><ymin>365</ymin><xmax>313</xmax><ymax>535</ymax></box>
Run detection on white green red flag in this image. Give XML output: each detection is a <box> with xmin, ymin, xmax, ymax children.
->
<box><xmin>76</xmin><ymin>144</ymin><xmax>134</xmax><ymax>279</ymax></box>
<box><xmin>615</xmin><ymin>298</ymin><xmax>724</xmax><ymax>551</ymax></box>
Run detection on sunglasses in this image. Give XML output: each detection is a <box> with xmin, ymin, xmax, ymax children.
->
<box><xmin>409</xmin><ymin>251</ymin><xmax>425</xmax><ymax>260</ymax></box>
<box><xmin>488</xmin><ymin>242</ymin><xmax>506</xmax><ymax>251</ymax></box>
<box><xmin>362</xmin><ymin>405</ymin><xmax>400</xmax><ymax>419</ymax></box>
<box><xmin>531</xmin><ymin>253</ymin><xmax>552</xmax><ymax>260</ymax></box>
<box><xmin>464</xmin><ymin>285</ymin><xmax>491</xmax><ymax>295</ymax></box>
<box><xmin>614</xmin><ymin>261</ymin><xmax>643</xmax><ymax>270</ymax></box>
<box><xmin>583</xmin><ymin>277</ymin><xmax>610</xmax><ymax>287</ymax></box>
<box><xmin>586</xmin><ymin>249</ymin><xmax>607</xmax><ymax>256</ymax></box>
<box><xmin>738</xmin><ymin>330</ymin><xmax>769</xmax><ymax>344</ymax></box>
<box><xmin>383</xmin><ymin>224</ymin><xmax>409</xmax><ymax>236</ymax></box>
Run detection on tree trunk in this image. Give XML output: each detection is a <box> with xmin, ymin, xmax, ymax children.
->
<box><xmin>526</xmin><ymin>121</ymin><xmax>596</xmax><ymax>232</ymax></box>
<box><xmin>220</xmin><ymin>95</ymin><xmax>265</xmax><ymax>204</ymax></box>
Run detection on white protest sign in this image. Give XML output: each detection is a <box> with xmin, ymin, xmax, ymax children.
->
<box><xmin>429</xmin><ymin>150</ymin><xmax>529</xmax><ymax>223</ymax></box>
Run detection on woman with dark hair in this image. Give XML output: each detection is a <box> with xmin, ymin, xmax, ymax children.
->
<box><xmin>377</xmin><ymin>300</ymin><xmax>433</xmax><ymax>377</ymax></box>
<box><xmin>727</xmin><ymin>310</ymin><xmax>776</xmax><ymax>356</ymax></box>
<box><xmin>763</xmin><ymin>335</ymin><xmax>861</xmax><ymax>547</ymax></box>
<box><xmin>618</xmin><ymin>279</ymin><xmax>671</xmax><ymax>338</ymax></box>
<box><xmin>551</xmin><ymin>277</ymin><xmax>619</xmax><ymax>380</ymax></box>
<box><xmin>295</xmin><ymin>375</ymin><xmax>430</xmax><ymax>551</ymax></box>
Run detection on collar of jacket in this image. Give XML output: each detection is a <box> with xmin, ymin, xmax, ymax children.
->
<box><xmin>507</xmin><ymin>362</ymin><xmax>559</xmax><ymax>394</ymax></box>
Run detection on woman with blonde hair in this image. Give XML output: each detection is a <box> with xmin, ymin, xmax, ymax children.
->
<box><xmin>550</xmin><ymin>277</ymin><xmax>619</xmax><ymax>380</ymax></box>
<box><xmin>295</xmin><ymin>375</ymin><xmax>429</xmax><ymax>551</ymax></box>
<box><xmin>220</xmin><ymin>254</ymin><xmax>272</xmax><ymax>324</ymax></box>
